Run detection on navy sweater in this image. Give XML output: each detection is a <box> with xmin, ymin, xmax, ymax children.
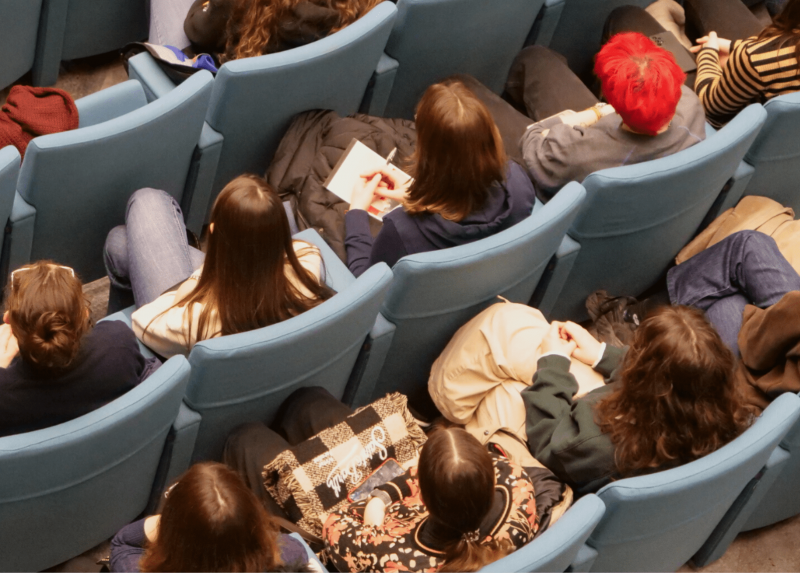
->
<box><xmin>344</xmin><ymin>161</ymin><xmax>536</xmax><ymax>276</ymax></box>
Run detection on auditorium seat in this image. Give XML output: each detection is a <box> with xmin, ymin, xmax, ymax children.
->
<box><xmin>0</xmin><ymin>0</ymin><xmax>43</xmax><ymax>90</ymax></box>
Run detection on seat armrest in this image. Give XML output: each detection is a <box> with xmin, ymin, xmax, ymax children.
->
<box><xmin>76</xmin><ymin>80</ymin><xmax>148</xmax><ymax>128</ymax></box>
<box><xmin>127</xmin><ymin>52</ymin><xmax>180</xmax><ymax>102</ymax></box>
<box><xmin>100</xmin><ymin>306</ymin><xmax>157</xmax><ymax>359</ymax></box>
<box><xmin>528</xmin><ymin>0</ymin><xmax>565</xmax><ymax>47</ymax></box>
<box><xmin>182</xmin><ymin>122</ymin><xmax>224</xmax><ymax>233</ymax></box>
<box><xmin>293</xmin><ymin>228</ymin><xmax>357</xmax><ymax>292</ymax></box>
<box><xmin>567</xmin><ymin>544</ymin><xmax>599</xmax><ymax>573</ymax></box>
<box><xmin>7</xmin><ymin>192</ymin><xmax>36</xmax><ymax>275</ymax></box>
<box><xmin>715</xmin><ymin>160</ymin><xmax>756</xmax><ymax>215</ymax></box>
<box><xmin>165</xmin><ymin>402</ymin><xmax>202</xmax><ymax>484</ymax></box>
<box><xmin>359</xmin><ymin>53</ymin><xmax>399</xmax><ymax>117</ymax></box>
<box><xmin>347</xmin><ymin>313</ymin><xmax>396</xmax><ymax>408</ymax></box>
<box><xmin>530</xmin><ymin>233</ymin><xmax>581</xmax><ymax>318</ymax></box>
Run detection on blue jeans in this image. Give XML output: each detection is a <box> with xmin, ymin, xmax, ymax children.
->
<box><xmin>667</xmin><ymin>230</ymin><xmax>800</xmax><ymax>356</ymax></box>
<box><xmin>148</xmin><ymin>0</ymin><xmax>194</xmax><ymax>49</ymax></box>
<box><xmin>104</xmin><ymin>188</ymin><xmax>205</xmax><ymax>308</ymax></box>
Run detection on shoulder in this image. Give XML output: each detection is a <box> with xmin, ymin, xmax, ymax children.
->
<box><xmin>88</xmin><ymin>321</ymin><xmax>139</xmax><ymax>349</ymax></box>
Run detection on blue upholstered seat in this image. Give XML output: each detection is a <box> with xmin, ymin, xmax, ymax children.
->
<box><xmin>0</xmin><ymin>147</ymin><xmax>21</xmax><ymax>261</ymax></box>
<box><xmin>0</xmin><ymin>0</ymin><xmax>43</xmax><ymax>90</ymax></box>
<box><xmin>0</xmin><ymin>355</ymin><xmax>191</xmax><ymax>572</ymax></box>
<box><xmin>362</xmin><ymin>0</ymin><xmax>545</xmax><ymax>120</ymax></box>
<box><xmin>569</xmin><ymin>393</ymin><xmax>800</xmax><ymax>571</ymax></box>
<box><xmin>538</xmin><ymin>103</ymin><xmax>767</xmax><ymax>322</ymax></box>
<box><xmin>739</xmin><ymin>91</ymin><xmax>800</xmax><ymax>213</ymax></box>
<box><xmin>32</xmin><ymin>0</ymin><xmax>148</xmax><ymax>86</ymax></box>
<box><xmin>479</xmin><ymin>494</ymin><xmax>606</xmax><ymax>572</ymax></box>
<box><xmin>4</xmin><ymin>72</ymin><xmax>213</xmax><ymax>282</ymax></box>
<box><xmin>104</xmin><ymin>229</ymin><xmax>392</xmax><ymax>473</ymax></box>
<box><xmin>354</xmin><ymin>182</ymin><xmax>585</xmax><ymax>409</ymax></box>
<box><xmin>127</xmin><ymin>2</ymin><xmax>398</xmax><ymax>224</ymax></box>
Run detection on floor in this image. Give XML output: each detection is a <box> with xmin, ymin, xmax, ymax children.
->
<box><xmin>23</xmin><ymin>11</ymin><xmax>800</xmax><ymax>571</ymax></box>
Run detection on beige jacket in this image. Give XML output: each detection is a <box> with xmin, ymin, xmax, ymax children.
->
<box><xmin>677</xmin><ymin>196</ymin><xmax>800</xmax><ymax>272</ymax></box>
<box><xmin>132</xmin><ymin>241</ymin><xmax>323</xmax><ymax>358</ymax></box>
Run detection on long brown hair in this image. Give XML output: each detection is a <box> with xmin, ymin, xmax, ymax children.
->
<box><xmin>757</xmin><ymin>0</ymin><xmax>800</xmax><ymax>63</ymax></box>
<box><xmin>223</xmin><ymin>0</ymin><xmax>381</xmax><ymax>62</ymax></box>
<box><xmin>404</xmin><ymin>79</ymin><xmax>508</xmax><ymax>221</ymax></box>
<box><xmin>140</xmin><ymin>462</ymin><xmax>280</xmax><ymax>572</ymax></box>
<box><xmin>417</xmin><ymin>427</ymin><xmax>512</xmax><ymax>572</ymax></box>
<box><xmin>147</xmin><ymin>174</ymin><xmax>332</xmax><ymax>349</ymax></box>
<box><xmin>595</xmin><ymin>306</ymin><xmax>751</xmax><ymax>477</ymax></box>
<box><xmin>6</xmin><ymin>261</ymin><xmax>89</xmax><ymax>372</ymax></box>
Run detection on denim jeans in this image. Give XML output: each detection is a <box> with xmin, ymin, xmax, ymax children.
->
<box><xmin>104</xmin><ymin>188</ymin><xmax>205</xmax><ymax>308</ymax></box>
<box><xmin>667</xmin><ymin>230</ymin><xmax>800</xmax><ymax>356</ymax></box>
<box><xmin>148</xmin><ymin>0</ymin><xmax>194</xmax><ymax>49</ymax></box>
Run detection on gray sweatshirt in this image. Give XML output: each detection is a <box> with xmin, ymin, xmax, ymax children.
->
<box><xmin>520</xmin><ymin>85</ymin><xmax>707</xmax><ymax>200</ymax></box>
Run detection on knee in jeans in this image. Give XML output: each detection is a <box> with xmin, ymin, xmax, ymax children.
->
<box><xmin>736</xmin><ymin>229</ymin><xmax>775</xmax><ymax>248</ymax></box>
<box><xmin>127</xmin><ymin>187</ymin><xmax>175</xmax><ymax>210</ymax></box>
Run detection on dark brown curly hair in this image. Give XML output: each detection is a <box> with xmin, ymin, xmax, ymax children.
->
<box><xmin>594</xmin><ymin>305</ymin><xmax>752</xmax><ymax>477</ymax></box>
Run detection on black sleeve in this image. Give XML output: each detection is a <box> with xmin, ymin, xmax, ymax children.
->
<box><xmin>345</xmin><ymin>210</ymin><xmax>407</xmax><ymax>277</ymax></box>
<box><xmin>184</xmin><ymin>0</ymin><xmax>231</xmax><ymax>53</ymax></box>
<box><xmin>372</xmin><ymin>469</ymin><xmax>414</xmax><ymax>504</ymax></box>
<box><xmin>109</xmin><ymin>519</ymin><xmax>147</xmax><ymax>572</ymax></box>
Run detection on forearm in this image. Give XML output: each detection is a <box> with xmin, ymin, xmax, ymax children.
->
<box><xmin>695</xmin><ymin>43</ymin><xmax>760</xmax><ymax>126</ymax></box>
<box><xmin>344</xmin><ymin>210</ymin><xmax>374</xmax><ymax>277</ymax></box>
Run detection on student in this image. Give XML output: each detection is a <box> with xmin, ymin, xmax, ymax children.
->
<box><xmin>109</xmin><ymin>462</ymin><xmax>313</xmax><ymax>572</ymax></box>
<box><xmin>181</xmin><ymin>0</ymin><xmax>382</xmax><ymax>61</ymax></box>
<box><xmin>521</xmin><ymin>305</ymin><xmax>751</xmax><ymax>495</ymax></box>
<box><xmin>689</xmin><ymin>0</ymin><xmax>800</xmax><ymax>127</ymax></box>
<box><xmin>344</xmin><ymin>78</ymin><xmax>537</xmax><ymax>277</ymax></box>
<box><xmin>0</xmin><ymin>261</ymin><xmax>149</xmax><ymax>438</ymax></box>
<box><xmin>462</xmin><ymin>32</ymin><xmax>706</xmax><ymax>201</ymax></box>
<box><xmin>103</xmin><ymin>176</ymin><xmax>331</xmax><ymax>358</ymax></box>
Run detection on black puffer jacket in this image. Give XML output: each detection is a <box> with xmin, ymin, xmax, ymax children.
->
<box><xmin>267</xmin><ymin>110</ymin><xmax>416</xmax><ymax>261</ymax></box>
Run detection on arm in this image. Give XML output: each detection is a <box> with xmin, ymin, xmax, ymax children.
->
<box><xmin>109</xmin><ymin>519</ymin><xmax>148</xmax><ymax>573</ymax></box>
<box><xmin>345</xmin><ymin>212</ymin><xmax>407</xmax><ymax>277</ymax></box>
<box><xmin>0</xmin><ymin>324</ymin><xmax>19</xmax><ymax>368</ymax></box>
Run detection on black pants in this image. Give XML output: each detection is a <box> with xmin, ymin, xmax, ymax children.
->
<box><xmin>223</xmin><ymin>387</ymin><xmax>354</xmax><ymax>519</ymax></box>
<box><xmin>683</xmin><ymin>0</ymin><xmax>764</xmax><ymax>43</ymax></box>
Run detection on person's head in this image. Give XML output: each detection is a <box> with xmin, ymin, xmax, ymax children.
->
<box><xmin>758</xmin><ymin>0</ymin><xmax>800</xmax><ymax>62</ymax></box>
<box><xmin>417</xmin><ymin>427</ymin><xmax>511</xmax><ymax>572</ymax></box>
<box><xmin>176</xmin><ymin>174</ymin><xmax>331</xmax><ymax>343</ymax></box>
<box><xmin>140</xmin><ymin>462</ymin><xmax>280</xmax><ymax>572</ymax></box>
<box><xmin>595</xmin><ymin>305</ymin><xmax>751</xmax><ymax>477</ymax></box>
<box><xmin>405</xmin><ymin>78</ymin><xmax>508</xmax><ymax>221</ymax></box>
<box><xmin>5</xmin><ymin>261</ymin><xmax>89</xmax><ymax>372</ymax></box>
<box><xmin>594</xmin><ymin>32</ymin><xmax>685</xmax><ymax>136</ymax></box>
<box><xmin>224</xmin><ymin>0</ymin><xmax>382</xmax><ymax>61</ymax></box>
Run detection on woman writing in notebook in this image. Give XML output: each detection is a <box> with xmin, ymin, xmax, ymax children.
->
<box><xmin>343</xmin><ymin>78</ymin><xmax>538</xmax><ymax>277</ymax></box>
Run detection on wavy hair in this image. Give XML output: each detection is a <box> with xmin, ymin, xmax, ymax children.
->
<box><xmin>223</xmin><ymin>0</ymin><xmax>382</xmax><ymax>62</ymax></box>
<box><xmin>6</xmin><ymin>261</ymin><xmax>90</xmax><ymax>372</ymax></box>
<box><xmin>595</xmin><ymin>305</ymin><xmax>751</xmax><ymax>477</ymax></box>
<box><xmin>757</xmin><ymin>0</ymin><xmax>800</xmax><ymax>64</ymax></box>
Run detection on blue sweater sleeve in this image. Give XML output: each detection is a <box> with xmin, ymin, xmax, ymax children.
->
<box><xmin>110</xmin><ymin>519</ymin><xmax>147</xmax><ymax>572</ymax></box>
<box><xmin>345</xmin><ymin>210</ymin><xmax>408</xmax><ymax>277</ymax></box>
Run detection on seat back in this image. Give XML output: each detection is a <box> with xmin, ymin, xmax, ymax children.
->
<box><xmin>479</xmin><ymin>494</ymin><xmax>605</xmax><ymax>572</ymax></box>
<box><xmin>742</xmin><ymin>91</ymin><xmax>800</xmax><ymax>213</ymax></box>
<box><xmin>587</xmin><ymin>392</ymin><xmax>800</xmax><ymax>572</ymax></box>
<box><xmin>0</xmin><ymin>147</ymin><xmax>20</xmax><ymax>258</ymax></box>
<box><xmin>545</xmin><ymin>0</ymin><xmax>653</xmax><ymax>83</ymax></box>
<box><xmin>547</xmin><ymin>103</ymin><xmax>767</xmax><ymax>321</ymax></box>
<box><xmin>17</xmin><ymin>72</ymin><xmax>213</xmax><ymax>281</ymax></box>
<box><xmin>60</xmin><ymin>0</ymin><xmax>148</xmax><ymax>60</ymax></box>
<box><xmin>185</xmin><ymin>263</ymin><xmax>393</xmax><ymax>462</ymax></box>
<box><xmin>368</xmin><ymin>182</ymin><xmax>585</xmax><ymax>407</ymax></box>
<box><xmin>204</xmin><ymin>2</ymin><xmax>397</xmax><ymax>204</ymax></box>
<box><xmin>383</xmin><ymin>0</ymin><xmax>544</xmax><ymax>119</ymax></box>
<box><xmin>0</xmin><ymin>0</ymin><xmax>43</xmax><ymax>89</ymax></box>
<box><xmin>0</xmin><ymin>355</ymin><xmax>191</xmax><ymax>572</ymax></box>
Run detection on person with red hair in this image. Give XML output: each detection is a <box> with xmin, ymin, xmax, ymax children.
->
<box><xmin>461</xmin><ymin>31</ymin><xmax>706</xmax><ymax>201</ymax></box>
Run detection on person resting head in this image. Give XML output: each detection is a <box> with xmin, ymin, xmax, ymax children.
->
<box><xmin>0</xmin><ymin>261</ymin><xmax>148</xmax><ymax>437</ymax></box>
<box><xmin>324</xmin><ymin>425</ymin><xmax>539</xmax><ymax>572</ymax></box>
<box><xmin>344</xmin><ymin>77</ymin><xmax>537</xmax><ymax>276</ymax></box>
<box><xmin>110</xmin><ymin>462</ymin><xmax>313</xmax><ymax>572</ymax></box>
<box><xmin>117</xmin><ymin>175</ymin><xmax>332</xmax><ymax>358</ymax></box>
<box><xmin>594</xmin><ymin>31</ymin><xmax>686</xmax><ymax>135</ymax></box>
<box><xmin>522</xmin><ymin>305</ymin><xmax>752</xmax><ymax>493</ymax></box>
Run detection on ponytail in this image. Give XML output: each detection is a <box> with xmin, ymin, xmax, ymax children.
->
<box><xmin>438</xmin><ymin>535</ymin><xmax>512</xmax><ymax>573</ymax></box>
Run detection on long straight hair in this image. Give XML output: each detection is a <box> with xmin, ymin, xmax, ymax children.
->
<box><xmin>148</xmin><ymin>175</ymin><xmax>332</xmax><ymax>348</ymax></box>
<box><xmin>757</xmin><ymin>0</ymin><xmax>800</xmax><ymax>64</ymax></box>
<box><xmin>404</xmin><ymin>79</ymin><xmax>507</xmax><ymax>221</ymax></box>
<box><xmin>140</xmin><ymin>463</ymin><xmax>280</xmax><ymax>572</ymax></box>
<box><xmin>595</xmin><ymin>306</ymin><xmax>751</xmax><ymax>477</ymax></box>
<box><xmin>223</xmin><ymin>0</ymin><xmax>382</xmax><ymax>61</ymax></box>
<box><xmin>417</xmin><ymin>427</ymin><xmax>513</xmax><ymax>572</ymax></box>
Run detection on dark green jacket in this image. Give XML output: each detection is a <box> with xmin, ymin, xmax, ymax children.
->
<box><xmin>522</xmin><ymin>346</ymin><xmax>625</xmax><ymax>496</ymax></box>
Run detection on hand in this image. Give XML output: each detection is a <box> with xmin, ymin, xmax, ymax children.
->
<box><xmin>362</xmin><ymin>166</ymin><xmax>412</xmax><ymax>202</ymax></box>
<box><xmin>363</xmin><ymin>497</ymin><xmax>387</xmax><ymax>527</ymax></box>
<box><xmin>559</xmin><ymin>321</ymin><xmax>602</xmax><ymax>366</ymax></box>
<box><xmin>691</xmin><ymin>33</ymin><xmax>731</xmax><ymax>66</ymax></box>
<box><xmin>0</xmin><ymin>324</ymin><xmax>19</xmax><ymax>368</ymax></box>
<box><xmin>350</xmin><ymin>173</ymin><xmax>382</xmax><ymax>211</ymax></box>
<box><xmin>539</xmin><ymin>322</ymin><xmax>576</xmax><ymax>358</ymax></box>
<box><xmin>144</xmin><ymin>514</ymin><xmax>161</xmax><ymax>542</ymax></box>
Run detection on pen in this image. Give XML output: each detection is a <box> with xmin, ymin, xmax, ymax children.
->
<box><xmin>385</xmin><ymin>148</ymin><xmax>397</xmax><ymax>166</ymax></box>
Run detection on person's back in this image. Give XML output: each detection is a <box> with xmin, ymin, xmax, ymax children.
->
<box><xmin>0</xmin><ymin>261</ymin><xmax>146</xmax><ymax>438</ymax></box>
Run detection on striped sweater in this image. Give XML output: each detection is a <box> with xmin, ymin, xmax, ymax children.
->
<box><xmin>695</xmin><ymin>34</ymin><xmax>800</xmax><ymax>127</ymax></box>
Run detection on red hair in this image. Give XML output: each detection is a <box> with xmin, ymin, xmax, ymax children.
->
<box><xmin>594</xmin><ymin>32</ymin><xmax>685</xmax><ymax>136</ymax></box>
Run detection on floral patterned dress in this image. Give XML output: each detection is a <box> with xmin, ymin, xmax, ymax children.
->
<box><xmin>322</xmin><ymin>454</ymin><xmax>538</xmax><ymax>572</ymax></box>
